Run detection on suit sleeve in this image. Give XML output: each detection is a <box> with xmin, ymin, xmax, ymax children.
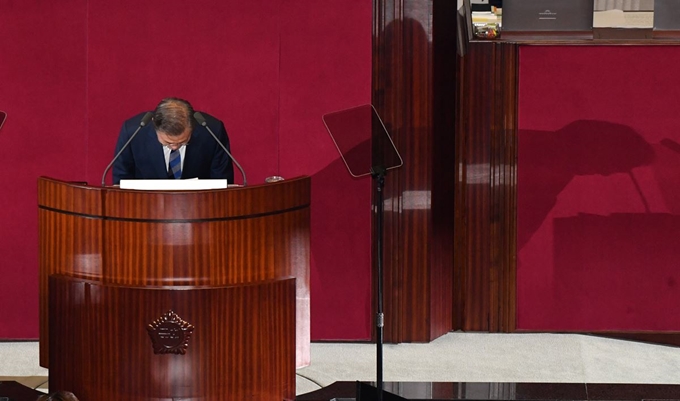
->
<box><xmin>210</xmin><ymin>120</ymin><xmax>235</xmax><ymax>184</ymax></box>
<box><xmin>111</xmin><ymin>119</ymin><xmax>137</xmax><ymax>185</ymax></box>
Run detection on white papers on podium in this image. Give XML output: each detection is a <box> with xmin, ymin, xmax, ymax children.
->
<box><xmin>119</xmin><ymin>179</ymin><xmax>228</xmax><ymax>191</ymax></box>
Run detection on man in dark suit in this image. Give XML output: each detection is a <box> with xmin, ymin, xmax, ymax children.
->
<box><xmin>112</xmin><ymin>97</ymin><xmax>234</xmax><ymax>185</ymax></box>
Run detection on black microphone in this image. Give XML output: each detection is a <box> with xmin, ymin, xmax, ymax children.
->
<box><xmin>193</xmin><ymin>111</ymin><xmax>247</xmax><ymax>186</ymax></box>
<box><xmin>101</xmin><ymin>112</ymin><xmax>153</xmax><ymax>186</ymax></box>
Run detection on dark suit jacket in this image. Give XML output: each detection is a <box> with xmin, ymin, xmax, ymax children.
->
<box><xmin>112</xmin><ymin>111</ymin><xmax>235</xmax><ymax>185</ymax></box>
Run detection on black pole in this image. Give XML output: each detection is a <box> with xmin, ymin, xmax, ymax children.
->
<box><xmin>371</xmin><ymin>165</ymin><xmax>387</xmax><ymax>401</ymax></box>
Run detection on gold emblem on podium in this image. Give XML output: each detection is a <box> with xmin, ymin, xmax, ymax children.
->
<box><xmin>147</xmin><ymin>310</ymin><xmax>194</xmax><ymax>355</ymax></box>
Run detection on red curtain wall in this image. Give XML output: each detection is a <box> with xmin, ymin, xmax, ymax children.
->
<box><xmin>0</xmin><ymin>0</ymin><xmax>372</xmax><ymax>340</ymax></box>
<box><xmin>517</xmin><ymin>45</ymin><xmax>680</xmax><ymax>331</ymax></box>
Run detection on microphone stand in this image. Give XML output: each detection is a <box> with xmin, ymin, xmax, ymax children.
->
<box><xmin>371</xmin><ymin>165</ymin><xmax>387</xmax><ymax>401</ymax></box>
<box><xmin>356</xmin><ymin>165</ymin><xmax>406</xmax><ymax>401</ymax></box>
<box><xmin>101</xmin><ymin>112</ymin><xmax>153</xmax><ymax>186</ymax></box>
<box><xmin>193</xmin><ymin>112</ymin><xmax>247</xmax><ymax>187</ymax></box>
<box><xmin>322</xmin><ymin>104</ymin><xmax>405</xmax><ymax>401</ymax></box>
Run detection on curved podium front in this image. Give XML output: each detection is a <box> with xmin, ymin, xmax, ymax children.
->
<box><xmin>38</xmin><ymin>176</ymin><xmax>311</xmax><ymax>400</ymax></box>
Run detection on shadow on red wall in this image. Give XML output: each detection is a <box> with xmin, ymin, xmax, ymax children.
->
<box><xmin>518</xmin><ymin>120</ymin><xmax>655</xmax><ymax>251</ymax></box>
<box><xmin>519</xmin><ymin>120</ymin><xmax>680</xmax><ymax>330</ymax></box>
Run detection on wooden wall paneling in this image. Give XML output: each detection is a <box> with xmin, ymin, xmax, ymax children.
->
<box><xmin>455</xmin><ymin>41</ymin><xmax>518</xmax><ymax>332</ymax></box>
<box><xmin>489</xmin><ymin>42</ymin><xmax>518</xmax><ymax>333</ymax></box>
<box><xmin>429</xmin><ymin>0</ymin><xmax>458</xmax><ymax>339</ymax></box>
<box><xmin>459</xmin><ymin>41</ymin><xmax>494</xmax><ymax>331</ymax></box>
<box><xmin>397</xmin><ymin>0</ymin><xmax>434</xmax><ymax>342</ymax></box>
<box><xmin>453</xmin><ymin>34</ymin><xmax>468</xmax><ymax>331</ymax></box>
<box><xmin>373</xmin><ymin>0</ymin><xmax>456</xmax><ymax>343</ymax></box>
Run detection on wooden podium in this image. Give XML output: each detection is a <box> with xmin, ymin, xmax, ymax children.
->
<box><xmin>38</xmin><ymin>176</ymin><xmax>311</xmax><ymax>401</ymax></box>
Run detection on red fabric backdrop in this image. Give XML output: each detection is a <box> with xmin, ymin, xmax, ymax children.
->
<box><xmin>517</xmin><ymin>45</ymin><xmax>680</xmax><ymax>330</ymax></box>
<box><xmin>0</xmin><ymin>0</ymin><xmax>372</xmax><ymax>340</ymax></box>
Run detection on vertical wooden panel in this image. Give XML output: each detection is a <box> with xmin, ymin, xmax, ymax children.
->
<box><xmin>373</xmin><ymin>2</ymin><xmax>518</xmax><ymax>339</ymax></box>
<box><xmin>489</xmin><ymin>43</ymin><xmax>518</xmax><ymax>332</ymax></box>
<box><xmin>372</xmin><ymin>0</ymin><xmax>456</xmax><ymax>342</ymax></box>
<box><xmin>499</xmin><ymin>43</ymin><xmax>519</xmax><ymax>332</ymax></box>
<box><xmin>430</xmin><ymin>0</ymin><xmax>458</xmax><ymax>339</ymax></box>
<box><xmin>460</xmin><ymin>42</ymin><xmax>493</xmax><ymax>331</ymax></box>
<box><xmin>455</xmin><ymin>41</ymin><xmax>518</xmax><ymax>332</ymax></box>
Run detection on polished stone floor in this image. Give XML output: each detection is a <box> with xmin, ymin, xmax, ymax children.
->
<box><xmin>4</xmin><ymin>332</ymin><xmax>680</xmax><ymax>400</ymax></box>
<box><xmin>297</xmin><ymin>381</ymin><xmax>680</xmax><ymax>400</ymax></box>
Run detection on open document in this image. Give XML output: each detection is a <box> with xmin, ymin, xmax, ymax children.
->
<box><xmin>119</xmin><ymin>178</ymin><xmax>228</xmax><ymax>190</ymax></box>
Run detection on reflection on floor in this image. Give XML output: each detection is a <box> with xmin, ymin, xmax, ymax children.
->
<box><xmin>297</xmin><ymin>381</ymin><xmax>680</xmax><ymax>401</ymax></box>
<box><xmin>3</xmin><ymin>332</ymin><xmax>680</xmax><ymax>400</ymax></box>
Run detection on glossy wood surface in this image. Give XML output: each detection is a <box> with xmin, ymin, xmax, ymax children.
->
<box><xmin>49</xmin><ymin>275</ymin><xmax>295</xmax><ymax>401</ymax></box>
<box><xmin>372</xmin><ymin>0</ymin><xmax>456</xmax><ymax>343</ymax></box>
<box><xmin>38</xmin><ymin>176</ymin><xmax>310</xmax><ymax>368</ymax></box>
<box><xmin>455</xmin><ymin>41</ymin><xmax>518</xmax><ymax>332</ymax></box>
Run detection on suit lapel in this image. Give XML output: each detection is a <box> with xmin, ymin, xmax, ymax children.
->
<box><xmin>182</xmin><ymin>128</ymin><xmax>203</xmax><ymax>179</ymax></box>
<box><xmin>145</xmin><ymin>127</ymin><xmax>168</xmax><ymax>179</ymax></box>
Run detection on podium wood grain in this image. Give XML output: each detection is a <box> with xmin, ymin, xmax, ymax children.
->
<box><xmin>38</xmin><ymin>176</ymin><xmax>310</xmax><ymax>398</ymax></box>
<box><xmin>49</xmin><ymin>275</ymin><xmax>296</xmax><ymax>401</ymax></box>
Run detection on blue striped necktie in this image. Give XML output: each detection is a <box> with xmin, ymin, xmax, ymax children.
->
<box><xmin>169</xmin><ymin>149</ymin><xmax>182</xmax><ymax>179</ymax></box>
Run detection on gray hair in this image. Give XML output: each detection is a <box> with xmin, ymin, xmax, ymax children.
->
<box><xmin>152</xmin><ymin>97</ymin><xmax>195</xmax><ymax>136</ymax></box>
